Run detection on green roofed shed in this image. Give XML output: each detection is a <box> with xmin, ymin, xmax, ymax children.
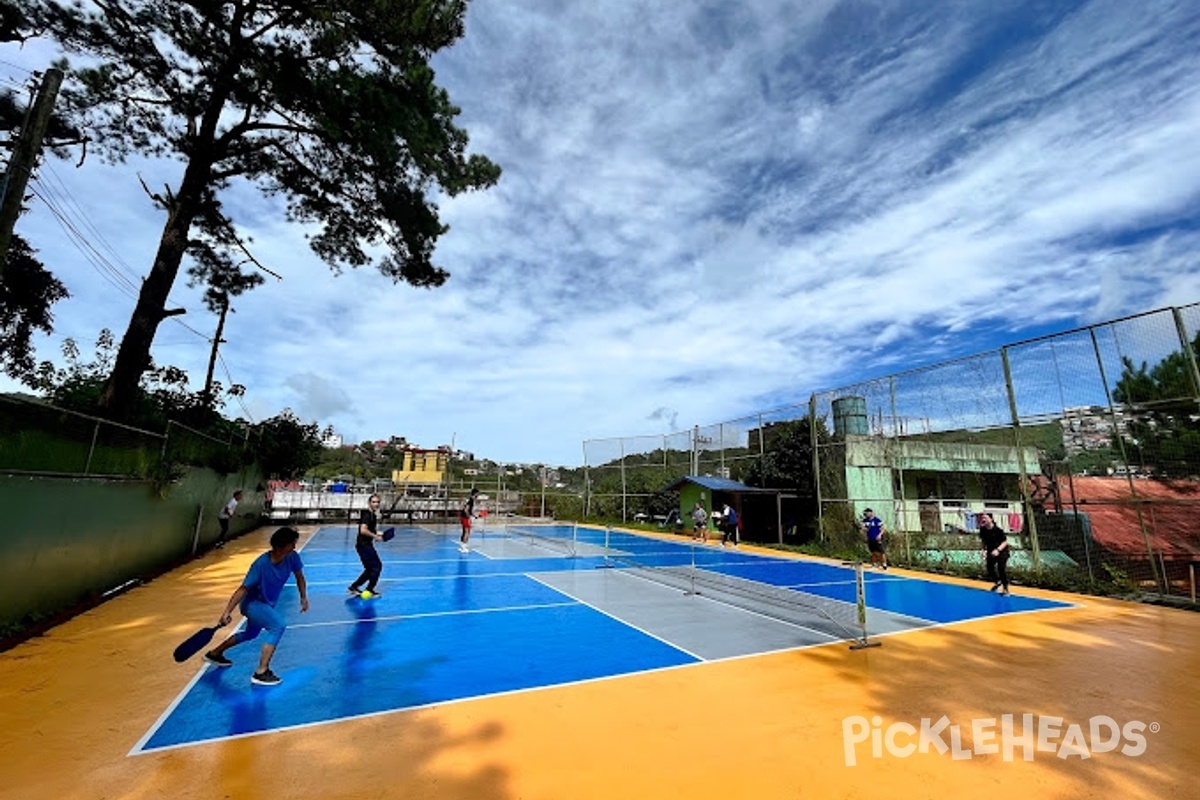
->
<box><xmin>663</xmin><ymin>476</ymin><xmax>787</xmax><ymax>544</ymax></box>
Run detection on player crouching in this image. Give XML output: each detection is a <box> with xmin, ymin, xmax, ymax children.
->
<box><xmin>204</xmin><ymin>526</ymin><xmax>309</xmax><ymax>685</ymax></box>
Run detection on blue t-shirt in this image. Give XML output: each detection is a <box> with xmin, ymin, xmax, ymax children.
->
<box><xmin>240</xmin><ymin>550</ymin><xmax>303</xmax><ymax>608</ymax></box>
<box><xmin>863</xmin><ymin>516</ymin><xmax>884</xmax><ymax>542</ymax></box>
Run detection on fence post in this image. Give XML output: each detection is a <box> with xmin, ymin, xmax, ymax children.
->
<box><xmin>810</xmin><ymin>393</ymin><xmax>824</xmax><ymax>543</ymax></box>
<box><xmin>160</xmin><ymin>420</ymin><xmax>173</xmax><ymax>464</ymax></box>
<box><xmin>191</xmin><ymin>504</ymin><xmax>204</xmax><ymax>555</ymax></box>
<box><xmin>888</xmin><ymin>376</ymin><xmax>910</xmax><ymax>563</ymax></box>
<box><xmin>620</xmin><ymin>437</ymin><xmax>627</xmax><ymax>523</ymax></box>
<box><xmin>85</xmin><ymin>421</ymin><xmax>100</xmax><ymax>475</ymax></box>
<box><xmin>1000</xmin><ymin>347</ymin><xmax>1042</xmax><ymax>575</ymax></box>
<box><xmin>582</xmin><ymin>440</ymin><xmax>591</xmax><ymax>520</ymax></box>
<box><xmin>1089</xmin><ymin>327</ymin><xmax>1162</xmax><ymax>594</ymax></box>
<box><xmin>1171</xmin><ymin>307</ymin><xmax>1200</xmax><ymax>399</ymax></box>
<box><xmin>719</xmin><ymin>423</ymin><xmax>726</xmax><ymax>476</ymax></box>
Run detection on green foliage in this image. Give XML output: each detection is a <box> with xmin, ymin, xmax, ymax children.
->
<box><xmin>589</xmin><ymin>465</ymin><xmax>678</xmax><ymax>521</ymax></box>
<box><xmin>252</xmin><ymin>409</ymin><xmax>325</xmax><ymax>479</ymax></box>
<box><xmin>742</xmin><ymin>418</ymin><xmax>825</xmax><ymax>492</ymax></box>
<box><xmin>1111</xmin><ymin>333</ymin><xmax>1200</xmax><ymax>477</ymax></box>
<box><xmin>0</xmin><ymin>236</ymin><xmax>70</xmax><ymax>383</ymax></box>
<box><xmin>1068</xmin><ymin>447</ymin><xmax>1117</xmax><ymax>475</ymax></box>
<box><xmin>545</xmin><ymin>492</ymin><xmax>583</xmax><ymax>521</ymax></box>
<box><xmin>907</xmin><ymin>422</ymin><xmax>1066</xmax><ymax>459</ymax></box>
<box><xmin>29</xmin><ymin>330</ymin><xmax>240</xmax><ymax>432</ymax></box>
<box><xmin>307</xmin><ymin>447</ymin><xmax>374</xmax><ymax>481</ymax></box>
<box><xmin>22</xmin><ymin>0</ymin><xmax>501</xmax><ymax>410</ymax></box>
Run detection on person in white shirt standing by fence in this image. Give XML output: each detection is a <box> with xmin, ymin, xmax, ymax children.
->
<box><xmin>215</xmin><ymin>489</ymin><xmax>243</xmax><ymax>549</ymax></box>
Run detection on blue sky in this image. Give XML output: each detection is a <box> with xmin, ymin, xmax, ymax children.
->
<box><xmin>3</xmin><ymin>0</ymin><xmax>1200</xmax><ymax>467</ymax></box>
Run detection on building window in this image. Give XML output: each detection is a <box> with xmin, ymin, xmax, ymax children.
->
<box><xmin>939</xmin><ymin>473</ymin><xmax>965</xmax><ymax>507</ymax></box>
<box><xmin>982</xmin><ymin>474</ymin><xmax>1010</xmax><ymax>507</ymax></box>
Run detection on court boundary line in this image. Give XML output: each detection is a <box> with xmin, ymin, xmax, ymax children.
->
<box><xmin>287</xmin><ymin>600</ymin><xmax>580</xmax><ymax>630</ymax></box>
<box><xmin>134</xmin><ymin>526</ymin><xmax>1083</xmax><ymax>757</ymax></box>
<box><xmin>127</xmin><ymin>629</ymin><xmax>865</xmax><ymax>757</ymax></box>
<box><xmin>131</xmin><ymin>594</ymin><xmax>1082</xmax><ymax>757</ymax></box>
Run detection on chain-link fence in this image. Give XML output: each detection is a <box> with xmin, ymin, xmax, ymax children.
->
<box><xmin>584</xmin><ymin>304</ymin><xmax>1200</xmax><ymax>602</ymax></box>
<box><xmin>0</xmin><ymin>394</ymin><xmax>253</xmax><ymax>479</ymax></box>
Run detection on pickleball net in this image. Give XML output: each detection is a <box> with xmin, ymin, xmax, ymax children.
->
<box><xmin>601</xmin><ymin>530</ymin><xmax>878</xmax><ymax>649</ymax></box>
<box><xmin>502</xmin><ymin>516</ymin><xmax>579</xmax><ymax>557</ymax></box>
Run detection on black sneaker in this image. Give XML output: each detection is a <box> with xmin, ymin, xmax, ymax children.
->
<box><xmin>204</xmin><ymin>651</ymin><xmax>232</xmax><ymax>667</ymax></box>
<box><xmin>366</xmin><ymin>589</ymin><xmax>382</xmax><ymax>598</ymax></box>
<box><xmin>347</xmin><ymin>585</ymin><xmax>360</xmax><ymax>595</ymax></box>
<box><xmin>251</xmin><ymin>669</ymin><xmax>282</xmax><ymax>686</ymax></box>
<box><xmin>990</xmin><ymin>582</ymin><xmax>1002</xmax><ymax>592</ymax></box>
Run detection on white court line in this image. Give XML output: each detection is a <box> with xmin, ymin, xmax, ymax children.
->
<box><xmin>129</xmin><ymin>653</ymin><xmax>726</xmax><ymax>756</ymax></box>
<box><xmin>288</xmin><ymin>600</ymin><xmax>579</xmax><ymax>630</ymax></box>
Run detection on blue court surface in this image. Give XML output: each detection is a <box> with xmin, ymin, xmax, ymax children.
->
<box><xmin>134</xmin><ymin>524</ymin><xmax>1070</xmax><ymax>754</ymax></box>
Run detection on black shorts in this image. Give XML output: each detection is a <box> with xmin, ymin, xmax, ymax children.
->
<box><xmin>867</xmin><ymin>539</ymin><xmax>885</xmax><ymax>554</ymax></box>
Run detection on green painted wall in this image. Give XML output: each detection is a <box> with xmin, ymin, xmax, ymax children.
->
<box><xmin>677</xmin><ymin>483</ymin><xmax>714</xmax><ymax>521</ymax></box>
<box><xmin>845</xmin><ymin>465</ymin><xmax>895</xmax><ymax>526</ymax></box>
<box><xmin>0</xmin><ymin>465</ymin><xmax>264</xmax><ymax>629</ymax></box>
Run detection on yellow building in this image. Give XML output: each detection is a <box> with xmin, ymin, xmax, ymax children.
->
<box><xmin>392</xmin><ymin>448</ymin><xmax>448</xmax><ymax>485</ymax></box>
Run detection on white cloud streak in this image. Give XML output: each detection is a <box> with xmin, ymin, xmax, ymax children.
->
<box><xmin>3</xmin><ymin>0</ymin><xmax>1199</xmax><ymax>465</ymax></box>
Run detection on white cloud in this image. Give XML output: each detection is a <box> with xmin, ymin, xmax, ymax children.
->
<box><xmin>3</xmin><ymin>0</ymin><xmax>1200</xmax><ymax>465</ymax></box>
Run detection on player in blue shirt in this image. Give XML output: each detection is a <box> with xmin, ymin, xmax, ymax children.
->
<box><xmin>204</xmin><ymin>526</ymin><xmax>309</xmax><ymax>685</ymax></box>
<box><xmin>861</xmin><ymin>508</ymin><xmax>888</xmax><ymax>570</ymax></box>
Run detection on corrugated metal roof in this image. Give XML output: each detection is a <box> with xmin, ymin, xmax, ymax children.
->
<box><xmin>663</xmin><ymin>476</ymin><xmax>778</xmax><ymax>493</ymax></box>
<box><xmin>1054</xmin><ymin>476</ymin><xmax>1200</xmax><ymax>559</ymax></box>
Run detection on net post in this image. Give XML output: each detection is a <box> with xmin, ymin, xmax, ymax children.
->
<box><xmin>685</xmin><ymin>538</ymin><xmax>700</xmax><ymax>596</ymax></box>
<box><xmin>845</xmin><ymin>560</ymin><xmax>881</xmax><ymax>651</ymax></box>
<box><xmin>595</xmin><ymin>524</ymin><xmax>614</xmax><ymax>569</ymax></box>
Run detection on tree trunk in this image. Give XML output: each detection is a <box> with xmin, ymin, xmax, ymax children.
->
<box><xmin>98</xmin><ymin>164</ymin><xmax>209</xmax><ymax>418</ymax></box>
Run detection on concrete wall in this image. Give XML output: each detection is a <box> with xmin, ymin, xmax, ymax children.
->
<box><xmin>845</xmin><ymin>465</ymin><xmax>895</xmax><ymax>526</ymax></box>
<box><xmin>845</xmin><ymin>436</ymin><xmax>1039</xmax><ymax>473</ymax></box>
<box><xmin>1</xmin><ymin>465</ymin><xmax>264</xmax><ymax>630</ymax></box>
<box><xmin>841</xmin><ymin>437</ymin><xmax>1039</xmax><ymax>533</ymax></box>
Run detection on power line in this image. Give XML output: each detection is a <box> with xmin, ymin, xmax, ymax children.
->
<box><xmin>22</xmin><ymin>172</ymin><xmax>258</xmax><ymax>423</ymax></box>
<box><xmin>218</xmin><ymin>352</ymin><xmax>255</xmax><ymax>422</ymax></box>
<box><xmin>40</xmin><ymin>163</ymin><xmax>146</xmax><ymax>289</ymax></box>
<box><xmin>0</xmin><ymin>59</ymin><xmax>34</xmax><ymax>75</ymax></box>
<box><xmin>28</xmin><ymin>183</ymin><xmax>141</xmax><ymax>298</ymax></box>
<box><xmin>27</xmin><ymin>179</ymin><xmax>213</xmax><ymax>344</ymax></box>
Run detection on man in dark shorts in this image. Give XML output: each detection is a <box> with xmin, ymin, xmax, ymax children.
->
<box><xmin>861</xmin><ymin>508</ymin><xmax>888</xmax><ymax>570</ymax></box>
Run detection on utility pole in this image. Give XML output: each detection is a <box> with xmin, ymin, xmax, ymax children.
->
<box><xmin>203</xmin><ymin>297</ymin><xmax>231</xmax><ymax>405</ymax></box>
<box><xmin>0</xmin><ymin>68</ymin><xmax>64</xmax><ymax>279</ymax></box>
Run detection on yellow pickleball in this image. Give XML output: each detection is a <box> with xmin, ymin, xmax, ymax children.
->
<box><xmin>360</xmin><ymin>590</ymin><xmax>372</xmax><ymax>600</ymax></box>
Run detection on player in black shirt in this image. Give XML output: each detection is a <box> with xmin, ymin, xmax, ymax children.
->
<box><xmin>978</xmin><ymin>513</ymin><xmax>1010</xmax><ymax>595</ymax></box>
<box><xmin>459</xmin><ymin>488</ymin><xmax>479</xmax><ymax>553</ymax></box>
<box><xmin>348</xmin><ymin>494</ymin><xmax>386</xmax><ymax>597</ymax></box>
